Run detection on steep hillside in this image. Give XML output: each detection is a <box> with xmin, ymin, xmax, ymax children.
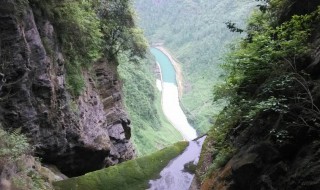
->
<box><xmin>195</xmin><ymin>0</ymin><xmax>320</xmax><ymax>189</ymax></box>
<box><xmin>135</xmin><ymin>0</ymin><xmax>257</xmax><ymax>133</ymax></box>
<box><xmin>118</xmin><ymin>53</ymin><xmax>183</xmax><ymax>156</ymax></box>
<box><xmin>0</xmin><ymin>0</ymin><xmax>146</xmax><ymax>186</ymax></box>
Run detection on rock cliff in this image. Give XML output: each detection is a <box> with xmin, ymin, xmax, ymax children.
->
<box><xmin>0</xmin><ymin>0</ymin><xmax>134</xmax><ymax>177</ymax></box>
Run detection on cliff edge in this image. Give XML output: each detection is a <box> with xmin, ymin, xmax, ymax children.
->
<box><xmin>0</xmin><ymin>0</ymin><xmax>135</xmax><ymax>178</ymax></box>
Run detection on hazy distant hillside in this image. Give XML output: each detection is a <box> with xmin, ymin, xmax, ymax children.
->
<box><xmin>135</xmin><ymin>0</ymin><xmax>257</xmax><ymax>133</ymax></box>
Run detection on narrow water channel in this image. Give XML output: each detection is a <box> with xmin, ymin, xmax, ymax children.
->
<box><xmin>150</xmin><ymin>47</ymin><xmax>197</xmax><ymax>140</ymax></box>
<box><xmin>148</xmin><ymin>136</ymin><xmax>206</xmax><ymax>190</ymax></box>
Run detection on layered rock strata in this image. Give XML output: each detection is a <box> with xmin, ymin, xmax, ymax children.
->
<box><xmin>0</xmin><ymin>1</ymin><xmax>134</xmax><ymax>177</ymax></box>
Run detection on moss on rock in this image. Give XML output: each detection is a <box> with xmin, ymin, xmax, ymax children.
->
<box><xmin>53</xmin><ymin>141</ymin><xmax>188</xmax><ymax>190</ymax></box>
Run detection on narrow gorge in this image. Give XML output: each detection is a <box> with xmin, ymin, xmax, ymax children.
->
<box><xmin>0</xmin><ymin>0</ymin><xmax>141</xmax><ymax>189</ymax></box>
<box><xmin>1</xmin><ymin>0</ymin><xmax>320</xmax><ymax>190</ymax></box>
<box><xmin>54</xmin><ymin>46</ymin><xmax>204</xmax><ymax>190</ymax></box>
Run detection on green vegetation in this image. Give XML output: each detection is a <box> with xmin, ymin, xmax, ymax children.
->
<box><xmin>0</xmin><ymin>128</ymin><xmax>53</xmax><ymax>189</ymax></box>
<box><xmin>53</xmin><ymin>141</ymin><xmax>188</xmax><ymax>190</ymax></box>
<box><xmin>29</xmin><ymin>0</ymin><xmax>147</xmax><ymax>96</ymax></box>
<box><xmin>118</xmin><ymin>52</ymin><xmax>183</xmax><ymax>156</ymax></box>
<box><xmin>201</xmin><ymin>0</ymin><xmax>320</xmax><ymax>179</ymax></box>
<box><xmin>27</xmin><ymin>0</ymin><xmax>179</xmax><ymax>159</ymax></box>
<box><xmin>54</xmin><ymin>0</ymin><xmax>102</xmax><ymax>95</ymax></box>
<box><xmin>183</xmin><ymin>161</ymin><xmax>197</xmax><ymax>174</ymax></box>
<box><xmin>39</xmin><ymin>0</ymin><xmax>171</xmax><ymax>156</ymax></box>
<box><xmin>135</xmin><ymin>0</ymin><xmax>257</xmax><ymax>133</ymax></box>
<box><xmin>99</xmin><ymin>0</ymin><xmax>148</xmax><ymax>60</ymax></box>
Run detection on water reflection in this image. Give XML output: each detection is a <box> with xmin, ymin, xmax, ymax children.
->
<box><xmin>148</xmin><ymin>136</ymin><xmax>206</xmax><ymax>190</ymax></box>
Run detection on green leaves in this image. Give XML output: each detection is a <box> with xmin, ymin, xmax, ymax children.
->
<box><xmin>118</xmin><ymin>53</ymin><xmax>157</xmax><ymax>123</ymax></box>
<box><xmin>55</xmin><ymin>0</ymin><xmax>103</xmax><ymax>65</ymax></box>
<box><xmin>0</xmin><ymin>128</ymin><xmax>53</xmax><ymax>189</ymax></box>
<box><xmin>49</xmin><ymin>0</ymin><xmax>103</xmax><ymax>95</ymax></box>
<box><xmin>245</xmin><ymin>96</ymin><xmax>289</xmax><ymax>120</ymax></box>
<box><xmin>206</xmin><ymin>4</ymin><xmax>320</xmax><ymax>178</ymax></box>
<box><xmin>215</xmin><ymin>9</ymin><xmax>316</xmax><ymax>103</ymax></box>
<box><xmin>48</xmin><ymin>0</ymin><xmax>147</xmax><ymax>96</ymax></box>
<box><xmin>0</xmin><ymin>128</ymin><xmax>29</xmax><ymax>159</ymax></box>
<box><xmin>99</xmin><ymin>0</ymin><xmax>148</xmax><ymax>60</ymax></box>
<box><xmin>215</xmin><ymin>9</ymin><xmax>319</xmax><ymax>124</ymax></box>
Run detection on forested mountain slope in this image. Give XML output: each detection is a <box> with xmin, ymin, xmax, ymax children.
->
<box><xmin>195</xmin><ymin>0</ymin><xmax>320</xmax><ymax>189</ymax></box>
<box><xmin>135</xmin><ymin>0</ymin><xmax>257</xmax><ymax>133</ymax></box>
<box><xmin>118</xmin><ymin>54</ymin><xmax>183</xmax><ymax>156</ymax></box>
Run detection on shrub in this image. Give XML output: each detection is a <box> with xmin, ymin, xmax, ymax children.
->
<box><xmin>0</xmin><ymin>128</ymin><xmax>53</xmax><ymax>190</ymax></box>
<box><xmin>0</xmin><ymin>128</ymin><xmax>29</xmax><ymax>161</ymax></box>
<box><xmin>99</xmin><ymin>0</ymin><xmax>148</xmax><ymax>60</ymax></box>
<box><xmin>206</xmin><ymin>3</ymin><xmax>320</xmax><ymax>179</ymax></box>
<box><xmin>54</xmin><ymin>0</ymin><xmax>103</xmax><ymax>67</ymax></box>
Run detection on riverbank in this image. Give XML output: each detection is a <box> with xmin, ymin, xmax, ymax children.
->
<box><xmin>154</xmin><ymin>46</ymin><xmax>184</xmax><ymax>98</ymax></box>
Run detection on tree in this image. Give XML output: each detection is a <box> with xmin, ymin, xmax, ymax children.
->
<box><xmin>99</xmin><ymin>0</ymin><xmax>147</xmax><ymax>60</ymax></box>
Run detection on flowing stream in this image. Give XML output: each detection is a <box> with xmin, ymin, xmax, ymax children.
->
<box><xmin>149</xmin><ymin>47</ymin><xmax>204</xmax><ymax>190</ymax></box>
<box><xmin>148</xmin><ymin>136</ymin><xmax>205</xmax><ymax>190</ymax></box>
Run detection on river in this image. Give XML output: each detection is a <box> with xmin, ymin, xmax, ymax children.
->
<box><xmin>149</xmin><ymin>47</ymin><xmax>202</xmax><ymax>190</ymax></box>
<box><xmin>150</xmin><ymin>47</ymin><xmax>197</xmax><ymax>140</ymax></box>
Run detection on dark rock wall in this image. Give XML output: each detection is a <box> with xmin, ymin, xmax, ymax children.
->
<box><xmin>0</xmin><ymin>1</ymin><xmax>134</xmax><ymax>177</ymax></box>
<box><xmin>196</xmin><ymin>1</ymin><xmax>320</xmax><ymax>190</ymax></box>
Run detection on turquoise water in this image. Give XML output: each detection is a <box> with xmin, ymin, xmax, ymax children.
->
<box><xmin>151</xmin><ymin>48</ymin><xmax>177</xmax><ymax>84</ymax></box>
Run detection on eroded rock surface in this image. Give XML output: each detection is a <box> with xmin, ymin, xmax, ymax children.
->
<box><xmin>0</xmin><ymin>1</ymin><xmax>134</xmax><ymax>177</ymax></box>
